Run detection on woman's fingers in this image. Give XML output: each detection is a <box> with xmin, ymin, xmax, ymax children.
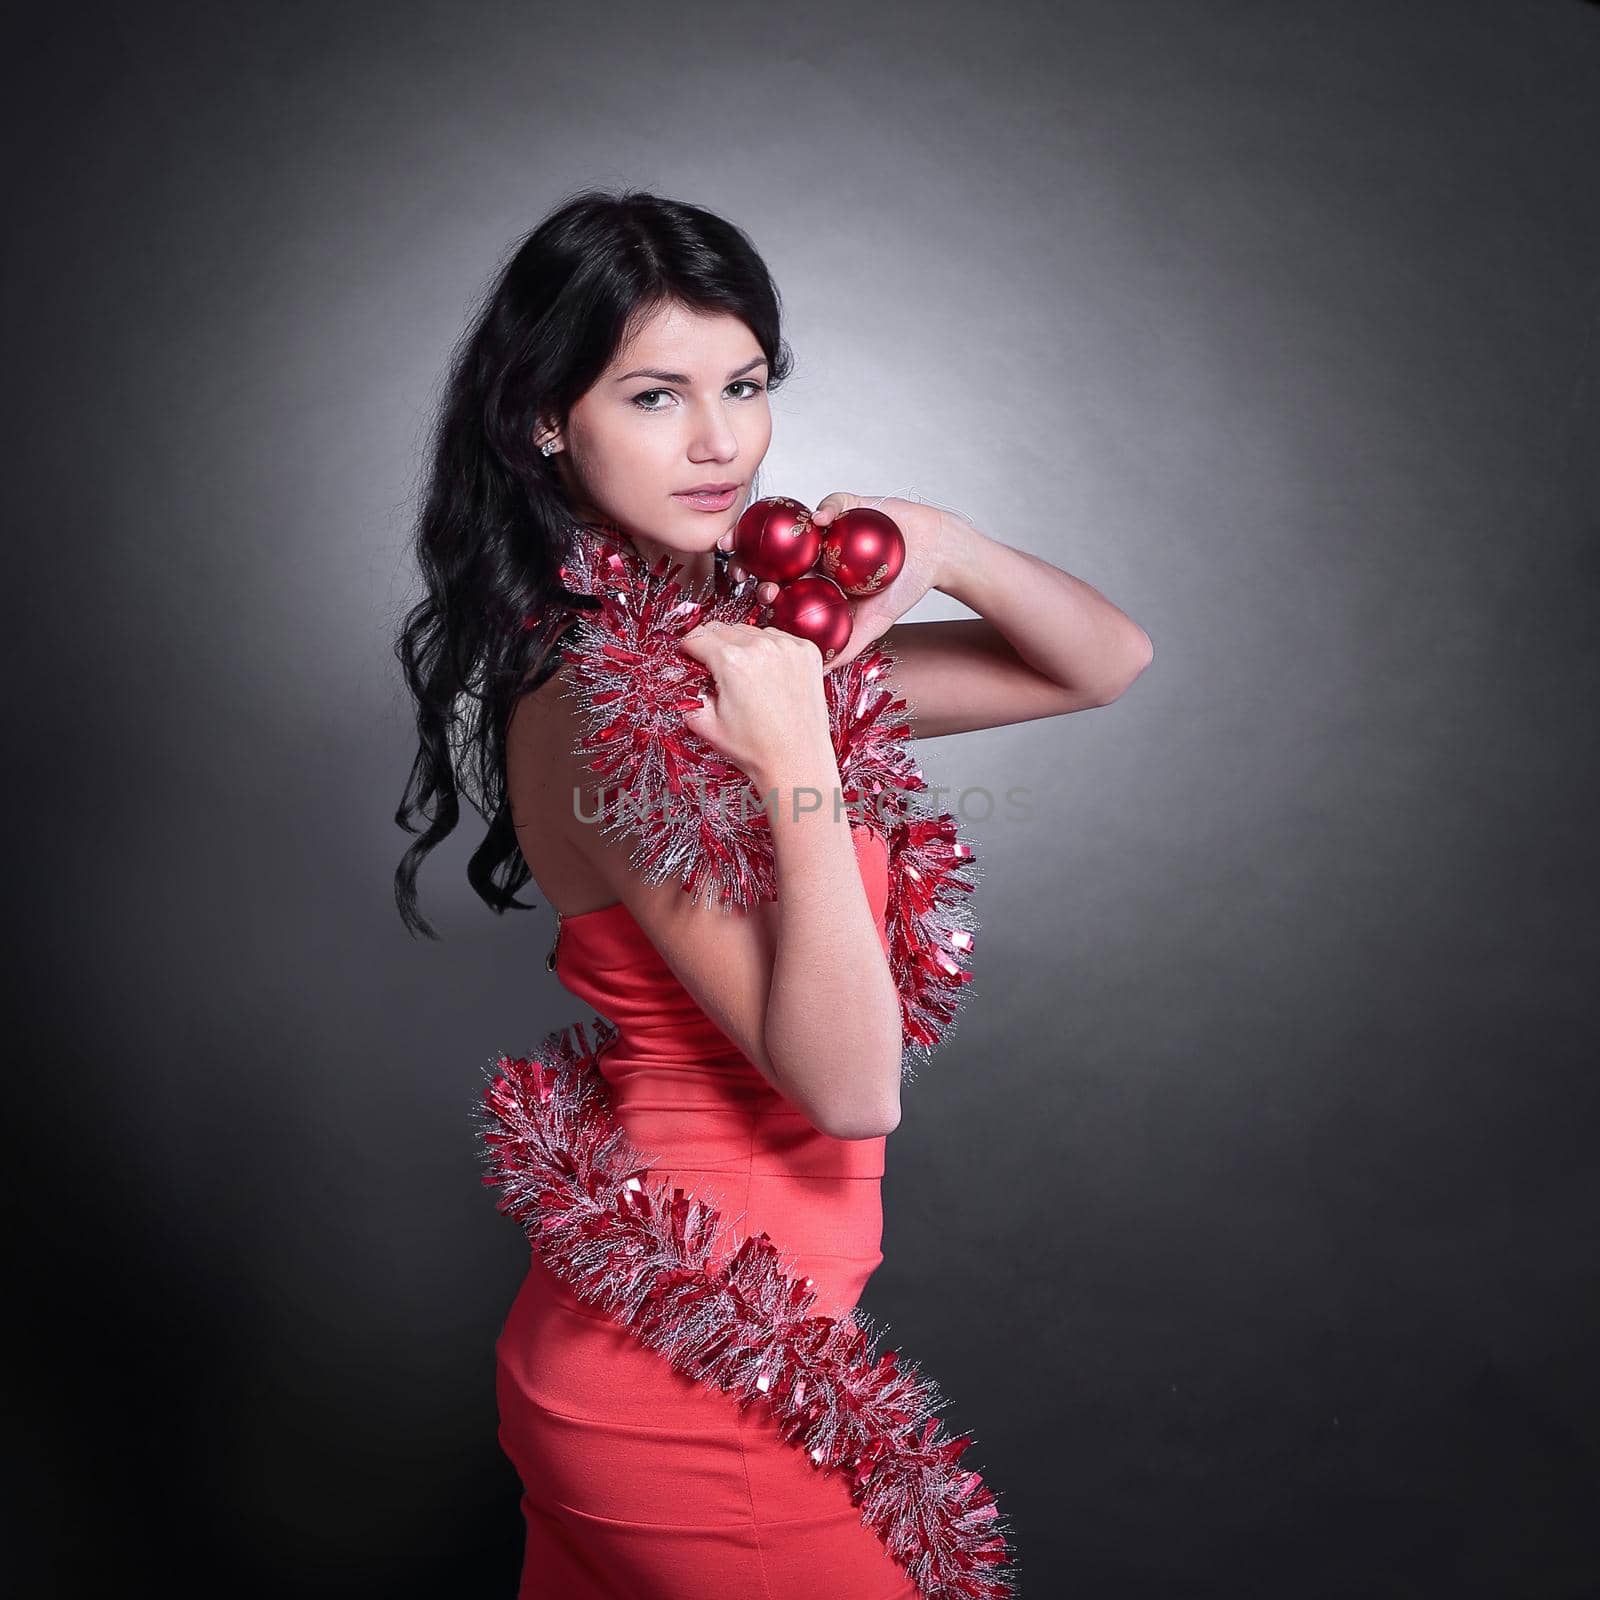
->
<box><xmin>679</xmin><ymin>619</ymin><xmax>755</xmax><ymax>659</ymax></box>
<box><xmin>676</xmin><ymin>621</ymin><xmax>726</xmax><ymax>661</ymax></box>
<box><xmin>726</xmin><ymin>570</ymin><xmax>816</xmax><ymax>603</ymax></box>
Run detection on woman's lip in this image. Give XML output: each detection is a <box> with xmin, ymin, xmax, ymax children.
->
<box><xmin>673</xmin><ymin>485</ymin><xmax>740</xmax><ymax>509</ymax></box>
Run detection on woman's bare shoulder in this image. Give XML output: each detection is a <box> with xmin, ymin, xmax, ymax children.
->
<box><xmin>505</xmin><ymin>662</ymin><xmax>614</xmax><ymax>910</ymax></box>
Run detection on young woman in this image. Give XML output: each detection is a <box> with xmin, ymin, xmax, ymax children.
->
<box><xmin>395</xmin><ymin>188</ymin><xmax>1151</xmax><ymax>1599</ymax></box>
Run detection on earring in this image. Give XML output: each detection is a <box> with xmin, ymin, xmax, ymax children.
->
<box><xmin>541</xmin><ymin>440</ymin><xmax>559</xmax><ymax>457</ymax></box>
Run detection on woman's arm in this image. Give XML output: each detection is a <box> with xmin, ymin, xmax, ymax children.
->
<box><xmin>757</xmin><ymin>750</ymin><xmax>904</xmax><ymax>1140</ymax></box>
<box><xmin>725</xmin><ymin>499</ymin><xmax>1153</xmax><ymax>739</ymax></box>
<box><xmin>880</xmin><ymin>518</ymin><xmax>1155</xmax><ymax>739</ymax></box>
<box><xmin>673</xmin><ymin>620</ymin><xmax>903</xmax><ymax>1137</ymax></box>
<box><xmin>515</xmin><ymin>653</ymin><xmax>902</xmax><ymax>1143</ymax></box>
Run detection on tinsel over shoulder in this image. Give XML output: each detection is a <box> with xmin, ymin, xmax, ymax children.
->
<box><xmin>478</xmin><ymin>522</ymin><xmax>1015</xmax><ymax>1598</ymax></box>
<box><xmin>530</xmin><ymin>520</ymin><xmax>982</xmax><ymax>1074</ymax></box>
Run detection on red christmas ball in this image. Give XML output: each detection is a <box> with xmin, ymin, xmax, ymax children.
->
<box><xmin>763</xmin><ymin>573</ymin><xmax>853</xmax><ymax>663</ymax></box>
<box><xmin>817</xmin><ymin>506</ymin><xmax>906</xmax><ymax>597</ymax></box>
<box><xmin>732</xmin><ymin>496</ymin><xmax>820</xmax><ymax>583</ymax></box>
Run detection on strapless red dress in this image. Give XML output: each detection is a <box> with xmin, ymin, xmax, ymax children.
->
<box><xmin>495</xmin><ymin>823</ymin><xmax>919</xmax><ymax>1599</ymax></box>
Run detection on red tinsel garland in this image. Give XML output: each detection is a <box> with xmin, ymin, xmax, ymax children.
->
<box><xmin>535</xmin><ymin>521</ymin><xmax>982</xmax><ymax>1076</ymax></box>
<box><xmin>479</xmin><ymin>1018</ymin><xmax>1020</xmax><ymax>1600</ymax></box>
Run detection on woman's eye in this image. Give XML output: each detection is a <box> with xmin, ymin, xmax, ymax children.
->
<box><xmin>631</xmin><ymin>381</ymin><xmax>766</xmax><ymax>412</ymax></box>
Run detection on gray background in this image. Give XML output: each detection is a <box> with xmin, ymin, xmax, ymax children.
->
<box><xmin>7</xmin><ymin>1</ymin><xmax>1598</xmax><ymax>1595</ymax></box>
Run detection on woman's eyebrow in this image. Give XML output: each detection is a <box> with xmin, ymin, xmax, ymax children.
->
<box><xmin>613</xmin><ymin>355</ymin><xmax>769</xmax><ymax>385</ymax></box>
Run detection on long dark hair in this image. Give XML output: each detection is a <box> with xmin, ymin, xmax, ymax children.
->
<box><xmin>392</xmin><ymin>188</ymin><xmax>794</xmax><ymax>938</ymax></box>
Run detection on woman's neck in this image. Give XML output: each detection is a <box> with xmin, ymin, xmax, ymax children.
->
<box><xmin>567</xmin><ymin>509</ymin><xmax>719</xmax><ymax>591</ymax></box>
<box><xmin>627</xmin><ymin>530</ymin><xmax>717</xmax><ymax>589</ymax></box>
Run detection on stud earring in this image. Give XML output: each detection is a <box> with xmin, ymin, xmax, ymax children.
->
<box><xmin>541</xmin><ymin>440</ymin><xmax>559</xmax><ymax>457</ymax></box>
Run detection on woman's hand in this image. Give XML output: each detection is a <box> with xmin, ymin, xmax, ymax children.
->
<box><xmin>717</xmin><ymin>494</ymin><xmax>965</xmax><ymax>673</ymax></box>
<box><xmin>677</xmin><ymin>619</ymin><xmax>838</xmax><ymax>791</ymax></box>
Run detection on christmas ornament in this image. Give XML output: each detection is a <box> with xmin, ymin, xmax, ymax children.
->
<box><xmin>478</xmin><ymin>1017</ymin><xmax>1019</xmax><ymax>1600</ymax></box>
<box><xmin>731</xmin><ymin>494</ymin><xmax>821</xmax><ymax>582</ymax></box>
<box><xmin>819</xmin><ymin>504</ymin><xmax>907</xmax><ymax>597</ymax></box>
<box><xmin>762</xmin><ymin>569</ymin><xmax>854</xmax><ymax>663</ymax></box>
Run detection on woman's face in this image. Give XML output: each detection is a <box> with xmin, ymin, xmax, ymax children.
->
<box><xmin>554</xmin><ymin>301</ymin><xmax>773</xmax><ymax>582</ymax></box>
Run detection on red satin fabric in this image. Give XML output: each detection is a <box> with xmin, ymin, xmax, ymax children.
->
<box><xmin>495</xmin><ymin>824</ymin><xmax>918</xmax><ymax>1599</ymax></box>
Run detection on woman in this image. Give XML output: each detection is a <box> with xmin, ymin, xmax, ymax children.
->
<box><xmin>395</xmin><ymin>188</ymin><xmax>1152</xmax><ymax>1599</ymax></box>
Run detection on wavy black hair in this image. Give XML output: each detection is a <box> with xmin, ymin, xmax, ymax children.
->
<box><xmin>392</xmin><ymin>188</ymin><xmax>795</xmax><ymax>938</ymax></box>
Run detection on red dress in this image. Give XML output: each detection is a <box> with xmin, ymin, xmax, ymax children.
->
<box><xmin>495</xmin><ymin>823</ymin><xmax>919</xmax><ymax>1599</ymax></box>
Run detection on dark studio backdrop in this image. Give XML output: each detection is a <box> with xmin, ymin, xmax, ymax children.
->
<box><xmin>6</xmin><ymin>2</ymin><xmax>1598</xmax><ymax>1595</ymax></box>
